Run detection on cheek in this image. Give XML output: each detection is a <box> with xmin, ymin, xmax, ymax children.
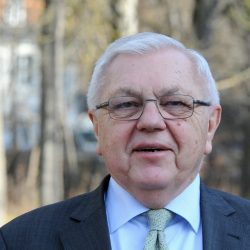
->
<box><xmin>98</xmin><ymin>128</ymin><xmax>114</xmax><ymax>155</ymax></box>
<box><xmin>190</xmin><ymin>115</ymin><xmax>209</xmax><ymax>139</ymax></box>
<box><xmin>171</xmin><ymin>121</ymin><xmax>205</xmax><ymax>178</ymax></box>
<box><xmin>169</xmin><ymin>120</ymin><xmax>190</xmax><ymax>143</ymax></box>
<box><xmin>97</xmin><ymin>122</ymin><xmax>131</xmax><ymax>156</ymax></box>
<box><xmin>170</xmin><ymin>119</ymin><xmax>204</xmax><ymax>156</ymax></box>
<box><xmin>96</xmin><ymin>122</ymin><xmax>112</xmax><ymax>155</ymax></box>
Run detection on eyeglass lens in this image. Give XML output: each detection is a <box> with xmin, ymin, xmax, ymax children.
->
<box><xmin>108</xmin><ymin>95</ymin><xmax>194</xmax><ymax>120</ymax></box>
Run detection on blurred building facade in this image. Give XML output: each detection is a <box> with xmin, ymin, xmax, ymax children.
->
<box><xmin>0</xmin><ymin>0</ymin><xmax>44</xmax><ymax>150</ymax></box>
<box><xmin>0</xmin><ymin>0</ymin><xmax>93</xmax><ymax>153</ymax></box>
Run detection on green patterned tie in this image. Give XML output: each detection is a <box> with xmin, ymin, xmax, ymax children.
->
<box><xmin>144</xmin><ymin>209</ymin><xmax>173</xmax><ymax>250</ymax></box>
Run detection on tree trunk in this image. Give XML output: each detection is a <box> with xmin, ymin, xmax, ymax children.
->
<box><xmin>113</xmin><ymin>0</ymin><xmax>139</xmax><ymax>36</ymax></box>
<box><xmin>0</xmin><ymin>106</ymin><xmax>7</xmax><ymax>225</ymax></box>
<box><xmin>39</xmin><ymin>0</ymin><xmax>65</xmax><ymax>205</ymax></box>
<box><xmin>165</xmin><ymin>0</ymin><xmax>196</xmax><ymax>41</ymax></box>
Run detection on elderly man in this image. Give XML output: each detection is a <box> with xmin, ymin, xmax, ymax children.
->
<box><xmin>1</xmin><ymin>32</ymin><xmax>250</xmax><ymax>250</ymax></box>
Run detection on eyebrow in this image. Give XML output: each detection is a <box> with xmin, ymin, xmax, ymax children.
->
<box><xmin>155</xmin><ymin>87</ymin><xmax>180</xmax><ymax>96</ymax></box>
<box><xmin>110</xmin><ymin>87</ymin><xmax>142</xmax><ymax>98</ymax></box>
<box><xmin>109</xmin><ymin>86</ymin><xmax>181</xmax><ymax>98</ymax></box>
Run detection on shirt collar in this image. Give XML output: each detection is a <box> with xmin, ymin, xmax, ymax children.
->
<box><xmin>105</xmin><ymin>175</ymin><xmax>201</xmax><ymax>233</ymax></box>
<box><xmin>166</xmin><ymin>175</ymin><xmax>201</xmax><ymax>233</ymax></box>
<box><xmin>105</xmin><ymin>177</ymin><xmax>148</xmax><ymax>233</ymax></box>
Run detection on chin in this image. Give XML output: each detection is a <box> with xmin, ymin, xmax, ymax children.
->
<box><xmin>134</xmin><ymin>175</ymin><xmax>170</xmax><ymax>191</ymax></box>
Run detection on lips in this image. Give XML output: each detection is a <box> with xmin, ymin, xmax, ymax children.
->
<box><xmin>134</xmin><ymin>148</ymin><xmax>164</xmax><ymax>152</ymax></box>
<box><xmin>132</xmin><ymin>144</ymin><xmax>168</xmax><ymax>153</ymax></box>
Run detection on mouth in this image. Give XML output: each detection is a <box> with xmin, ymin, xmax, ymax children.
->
<box><xmin>134</xmin><ymin>148</ymin><xmax>165</xmax><ymax>152</ymax></box>
<box><xmin>132</xmin><ymin>143</ymin><xmax>168</xmax><ymax>153</ymax></box>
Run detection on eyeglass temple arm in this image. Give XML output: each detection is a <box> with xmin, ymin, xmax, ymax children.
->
<box><xmin>193</xmin><ymin>100</ymin><xmax>211</xmax><ymax>106</ymax></box>
<box><xmin>96</xmin><ymin>102</ymin><xmax>109</xmax><ymax>109</ymax></box>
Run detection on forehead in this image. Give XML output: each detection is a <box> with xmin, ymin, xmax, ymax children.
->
<box><xmin>102</xmin><ymin>48</ymin><xmax>204</xmax><ymax>98</ymax></box>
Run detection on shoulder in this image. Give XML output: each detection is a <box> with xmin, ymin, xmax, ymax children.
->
<box><xmin>0</xmin><ymin>193</ymin><xmax>85</xmax><ymax>236</ymax></box>
<box><xmin>201</xmin><ymin>183</ymin><xmax>250</xmax><ymax>220</ymax></box>
<box><xmin>204</xmin><ymin>184</ymin><xmax>250</xmax><ymax>206</ymax></box>
<box><xmin>1</xmin><ymin>176</ymin><xmax>110</xmax><ymax>231</ymax></box>
<box><xmin>3</xmin><ymin>193</ymin><xmax>85</xmax><ymax>226</ymax></box>
<box><xmin>0</xmin><ymin>176</ymin><xmax>110</xmax><ymax>250</ymax></box>
<box><xmin>0</xmin><ymin>195</ymin><xmax>82</xmax><ymax>249</ymax></box>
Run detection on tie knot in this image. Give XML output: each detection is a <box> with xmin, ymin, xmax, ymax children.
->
<box><xmin>146</xmin><ymin>209</ymin><xmax>172</xmax><ymax>231</ymax></box>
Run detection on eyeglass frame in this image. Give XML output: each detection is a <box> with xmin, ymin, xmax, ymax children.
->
<box><xmin>95</xmin><ymin>94</ymin><xmax>211</xmax><ymax>121</ymax></box>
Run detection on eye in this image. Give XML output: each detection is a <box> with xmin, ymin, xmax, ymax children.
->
<box><xmin>110</xmin><ymin>97</ymin><xmax>141</xmax><ymax>110</ymax></box>
<box><xmin>114</xmin><ymin>101</ymin><xmax>140</xmax><ymax>109</ymax></box>
<box><xmin>159</xmin><ymin>96</ymin><xmax>193</xmax><ymax>110</ymax></box>
<box><xmin>162</xmin><ymin>101</ymin><xmax>190</xmax><ymax>107</ymax></box>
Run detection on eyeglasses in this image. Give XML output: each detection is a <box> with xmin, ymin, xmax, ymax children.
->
<box><xmin>96</xmin><ymin>94</ymin><xmax>211</xmax><ymax>121</ymax></box>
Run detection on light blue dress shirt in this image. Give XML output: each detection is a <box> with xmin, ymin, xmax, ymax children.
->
<box><xmin>105</xmin><ymin>175</ymin><xmax>203</xmax><ymax>250</ymax></box>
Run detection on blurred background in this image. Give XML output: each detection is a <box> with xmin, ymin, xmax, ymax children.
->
<box><xmin>0</xmin><ymin>0</ymin><xmax>250</xmax><ymax>225</ymax></box>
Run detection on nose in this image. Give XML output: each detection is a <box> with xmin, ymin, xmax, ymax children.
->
<box><xmin>136</xmin><ymin>100</ymin><xmax>167</xmax><ymax>131</ymax></box>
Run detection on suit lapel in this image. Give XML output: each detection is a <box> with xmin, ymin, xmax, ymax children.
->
<box><xmin>59</xmin><ymin>176</ymin><xmax>112</xmax><ymax>250</ymax></box>
<box><xmin>201</xmin><ymin>183</ymin><xmax>250</xmax><ymax>250</ymax></box>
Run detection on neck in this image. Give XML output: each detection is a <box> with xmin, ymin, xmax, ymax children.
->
<box><xmin>129</xmin><ymin>187</ymin><xmax>181</xmax><ymax>209</ymax></box>
<box><xmin>122</xmin><ymin>177</ymin><xmax>197</xmax><ymax>209</ymax></box>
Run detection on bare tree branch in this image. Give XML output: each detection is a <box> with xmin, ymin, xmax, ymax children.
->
<box><xmin>217</xmin><ymin>67</ymin><xmax>250</xmax><ymax>90</ymax></box>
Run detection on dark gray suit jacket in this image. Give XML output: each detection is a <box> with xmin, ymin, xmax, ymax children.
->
<box><xmin>1</xmin><ymin>176</ymin><xmax>250</xmax><ymax>250</ymax></box>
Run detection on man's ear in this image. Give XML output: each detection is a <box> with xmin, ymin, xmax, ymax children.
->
<box><xmin>88</xmin><ymin>111</ymin><xmax>102</xmax><ymax>156</ymax></box>
<box><xmin>204</xmin><ymin>105</ymin><xmax>222</xmax><ymax>155</ymax></box>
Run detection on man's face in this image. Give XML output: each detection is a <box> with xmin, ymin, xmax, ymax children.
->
<box><xmin>89</xmin><ymin>48</ymin><xmax>221</xmax><ymax>207</ymax></box>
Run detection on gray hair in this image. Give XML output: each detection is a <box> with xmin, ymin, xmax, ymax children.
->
<box><xmin>87</xmin><ymin>32</ymin><xmax>220</xmax><ymax>110</ymax></box>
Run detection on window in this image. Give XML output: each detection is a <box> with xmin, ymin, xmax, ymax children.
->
<box><xmin>3</xmin><ymin>0</ymin><xmax>26</xmax><ymax>26</ymax></box>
